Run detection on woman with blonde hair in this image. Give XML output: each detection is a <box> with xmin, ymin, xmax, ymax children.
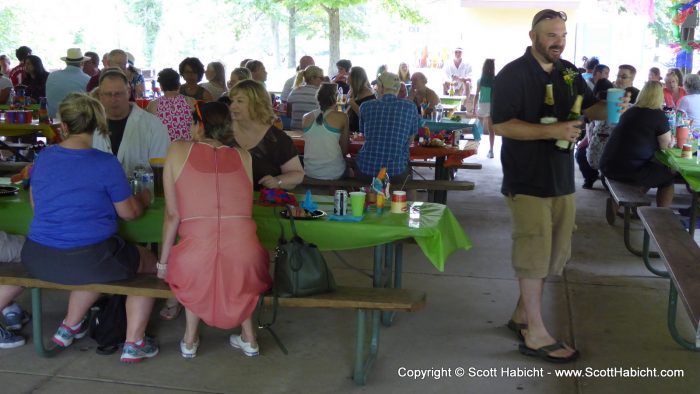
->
<box><xmin>346</xmin><ymin>66</ymin><xmax>375</xmax><ymax>133</ymax></box>
<box><xmin>230</xmin><ymin>80</ymin><xmax>304</xmax><ymax>189</ymax></box>
<box><xmin>20</xmin><ymin>93</ymin><xmax>158</xmax><ymax>363</ymax></box>
<box><xmin>286</xmin><ymin>65</ymin><xmax>324</xmax><ymax>130</ymax></box>
<box><xmin>158</xmin><ymin>101</ymin><xmax>272</xmax><ymax>358</ymax></box>
<box><xmin>200</xmin><ymin>61</ymin><xmax>227</xmax><ymax>99</ymax></box>
<box><xmin>663</xmin><ymin>68</ymin><xmax>686</xmax><ymax>108</ymax></box>
<box><xmin>226</xmin><ymin>67</ymin><xmax>252</xmax><ymax>91</ymax></box>
<box><xmin>398</xmin><ymin>62</ymin><xmax>411</xmax><ymax>83</ymax></box>
<box><xmin>600</xmin><ymin>81</ymin><xmax>674</xmax><ymax>207</ymax></box>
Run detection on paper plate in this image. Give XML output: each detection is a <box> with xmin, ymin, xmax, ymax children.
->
<box><xmin>280</xmin><ymin>209</ymin><xmax>327</xmax><ymax>220</ymax></box>
<box><xmin>0</xmin><ymin>186</ymin><xmax>19</xmax><ymax>196</ymax></box>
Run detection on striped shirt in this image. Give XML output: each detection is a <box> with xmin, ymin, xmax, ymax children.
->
<box><xmin>356</xmin><ymin>94</ymin><xmax>421</xmax><ymax>177</ymax></box>
<box><xmin>287</xmin><ymin>84</ymin><xmax>319</xmax><ymax>130</ymax></box>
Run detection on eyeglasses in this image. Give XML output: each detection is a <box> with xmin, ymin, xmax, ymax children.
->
<box><xmin>617</xmin><ymin>75</ymin><xmax>630</xmax><ymax>80</ymax></box>
<box><xmin>531</xmin><ymin>9</ymin><xmax>567</xmax><ymax>29</ymax></box>
<box><xmin>100</xmin><ymin>90</ymin><xmax>127</xmax><ymax>99</ymax></box>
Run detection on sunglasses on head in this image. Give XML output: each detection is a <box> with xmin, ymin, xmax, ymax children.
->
<box><xmin>531</xmin><ymin>9</ymin><xmax>567</xmax><ymax>29</ymax></box>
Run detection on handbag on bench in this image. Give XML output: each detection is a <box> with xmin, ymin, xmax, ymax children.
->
<box><xmin>257</xmin><ymin>205</ymin><xmax>337</xmax><ymax>353</ymax></box>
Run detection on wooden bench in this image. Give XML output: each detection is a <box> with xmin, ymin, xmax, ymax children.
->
<box><xmin>0</xmin><ymin>264</ymin><xmax>425</xmax><ymax>385</ymax></box>
<box><xmin>409</xmin><ymin>161</ymin><xmax>482</xmax><ymax>170</ymax></box>
<box><xmin>638</xmin><ymin>207</ymin><xmax>700</xmax><ymax>351</ymax></box>
<box><xmin>603</xmin><ymin>177</ymin><xmax>652</xmax><ymax>257</ymax></box>
<box><xmin>299</xmin><ymin>176</ymin><xmax>474</xmax><ymax>204</ymax></box>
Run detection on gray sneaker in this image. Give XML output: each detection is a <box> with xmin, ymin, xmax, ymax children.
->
<box><xmin>0</xmin><ymin>327</ymin><xmax>25</xmax><ymax>349</ymax></box>
<box><xmin>3</xmin><ymin>309</ymin><xmax>31</xmax><ymax>331</ymax></box>
<box><xmin>120</xmin><ymin>337</ymin><xmax>159</xmax><ymax>363</ymax></box>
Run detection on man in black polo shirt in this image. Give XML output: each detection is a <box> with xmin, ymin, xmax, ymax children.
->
<box><xmin>492</xmin><ymin>9</ymin><xmax>610</xmax><ymax>363</ymax></box>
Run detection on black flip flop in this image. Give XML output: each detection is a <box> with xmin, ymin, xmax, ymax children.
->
<box><xmin>506</xmin><ymin>319</ymin><xmax>527</xmax><ymax>342</ymax></box>
<box><xmin>519</xmin><ymin>341</ymin><xmax>579</xmax><ymax>364</ymax></box>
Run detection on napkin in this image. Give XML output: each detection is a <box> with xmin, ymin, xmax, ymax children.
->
<box><xmin>328</xmin><ymin>214</ymin><xmax>363</xmax><ymax>222</ymax></box>
<box><xmin>300</xmin><ymin>189</ymin><xmax>317</xmax><ymax>212</ymax></box>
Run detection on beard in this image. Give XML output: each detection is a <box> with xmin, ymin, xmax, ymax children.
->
<box><xmin>534</xmin><ymin>36</ymin><xmax>564</xmax><ymax>64</ymax></box>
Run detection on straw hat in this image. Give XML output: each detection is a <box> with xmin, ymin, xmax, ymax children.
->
<box><xmin>61</xmin><ymin>48</ymin><xmax>90</xmax><ymax>62</ymax></box>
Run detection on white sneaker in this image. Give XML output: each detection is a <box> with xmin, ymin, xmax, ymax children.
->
<box><xmin>180</xmin><ymin>339</ymin><xmax>199</xmax><ymax>359</ymax></box>
<box><xmin>229</xmin><ymin>334</ymin><xmax>259</xmax><ymax>357</ymax></box>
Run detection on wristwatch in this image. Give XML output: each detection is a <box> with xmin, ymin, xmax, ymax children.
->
<box><xmin>156</xmin><ymin>261</ymin><xmax>168</xmax><ymax>270</ymax></box>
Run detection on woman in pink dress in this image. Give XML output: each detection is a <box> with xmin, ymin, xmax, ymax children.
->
<box><xmin>147</xmin><ymin>68</ymin><xmax>196</xmax><ymax>141</ymax></box>
<box><xmin>157</xmin><ymin>102</ymin><xmax>271</xmax><ymax>359</ymax></box>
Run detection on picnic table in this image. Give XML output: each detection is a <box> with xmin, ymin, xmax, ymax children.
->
<box><xmin>0</xmin><ymin>122</ymin><xmax>60</xmax><ymax>161</ymax></box>
<box><xmin>0</xmin><ymin>188</ymin><xmax>470</xmax><ymax>276</ymax></box>
<box><xmin>656</xmin><ymin>148</ymin><xmax>700</xmax><ymax>235</ymax></box>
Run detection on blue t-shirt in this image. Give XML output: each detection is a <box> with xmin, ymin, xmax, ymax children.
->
<box><xmin>29</xmin><ymin>145</ymin><xmax>131</xmax><ymax>248</ymax></box>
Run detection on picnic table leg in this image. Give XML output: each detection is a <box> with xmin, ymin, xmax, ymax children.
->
<box><xmin>667</xmin><ymin>282</ymin><xmax>700</xmax><ymax>351</ymax></box>
<box><xmin>31</xmin><ymin>288</ymin><xmax>59</xmax><ymax>357</ymax></box>
<box><xmin>623</xmin><ymin>207</ymin><xmax>644</xmax><ymax>257</ymax></box>
<box><xmin>353</xmin><ymin>309</ymin><xmax>381</xmax><ymax>385</ymax></box>
<box><xmin>394</xmin><ymin>243</ymin><xmax>403</xmax><ymax>289</ymax></box>
<box><xmin>373</xmin><ymin>246</ymin><xmax>383</xmax><ymax>288</ymax></box>
<box><xmin>381</xmin><ymin>244</ymin><xmax>396</xmax><ymax>327</ymax></box>
<box><xmin>433</xmin><ymin>157</ymin><xmax>448</xmax><ymax>204</ymax></box>
<box><xmin>641</xmin><ymin>230</ymin><xmax>669</xmax><ymax>277</ymax></box>
<box><xmin>689</xmin><ymin>191</ymin><xmax>698</xmax><ymax>237</ymax></box>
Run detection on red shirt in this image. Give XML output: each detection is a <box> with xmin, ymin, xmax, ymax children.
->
<box><xmin>663</xmin><ymin>87</ymin><xmax>686</xmax><ymax>108</ymax></box>
<box><xmin>9</xmin><ymin>64</ymin><xmax>25</xmax><ymax>86</ymax></box>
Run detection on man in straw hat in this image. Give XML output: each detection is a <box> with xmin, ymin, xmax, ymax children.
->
<box><xmin>46</xmin><ymin>48</ymin><xmax>90</xmax><ymax>117</ymax></box>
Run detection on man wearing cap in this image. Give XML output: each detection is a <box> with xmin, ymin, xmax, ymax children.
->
<box><xmin>355</xmin><ymin>72</ymin><xmax>421</xmax><ymax>184</ymax></box>
<box><xmin>492</xmin><ymin>9</ymin><xmax>613</xmax><ymax>364</ymax></box>
<box><xmin>442</xmin><ymin>47</ymin><xmax>472</xmax><ymax>96</ymax></box>
<box><xmin>92</xmin><ymin>68</ymin><xmax>169</xmax><ymax>176</ymax></box>
<box><xmin>45</xmin><ymin>48</ymin><xmax>91</xmax><ymax>117</ymax></box>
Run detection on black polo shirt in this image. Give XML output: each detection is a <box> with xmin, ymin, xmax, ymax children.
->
<box><xmin>492</xmin><ymin>47</ymin><xmax>595</xmax><ymax>197</ymax></box>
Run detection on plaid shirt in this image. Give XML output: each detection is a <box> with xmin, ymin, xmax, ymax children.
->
<box><xmin>356</xmin><ymin>94</ymin><xmax>420</xmax><ymax>177</ymax></box>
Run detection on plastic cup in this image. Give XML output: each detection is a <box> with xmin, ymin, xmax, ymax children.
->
<box><xmin>606</xmin><ymin>88</ymin><xmax>625</xmax><ymax>124</ymax></box>
<box><xmin>676</xmin><ymin>126</ymin><xmax>689</xmax><ymax>148</ymax></box>
<box><xmin>350</xmin><ymin>191</ymin><xmax>366</xmax><ymax>216</ymax></box>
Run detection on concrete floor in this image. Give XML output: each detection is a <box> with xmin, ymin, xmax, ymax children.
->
<box><xmin>2</xmin><ymin>138</ymin><xmax>699</xmax><ymax>393</ymax></box>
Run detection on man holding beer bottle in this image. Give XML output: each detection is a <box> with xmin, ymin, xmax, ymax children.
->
<box><xmin>491</xmin><ymin>9</ymin><xmax>612</xmax><ymax>363</ymax></box>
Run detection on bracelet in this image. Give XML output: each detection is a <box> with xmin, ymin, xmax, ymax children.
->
<box><xmin>156</xmin><ymin>262</ymin><xmax>168</xmax><ymax>270</ymax></box>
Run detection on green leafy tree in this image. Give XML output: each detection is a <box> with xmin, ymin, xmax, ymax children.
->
<box><xmin>125</xmin><ymin>0</ymin><xmax>163</xmax><ymax>67</ymax></box>
<box><xmin>249</xmin><ymin>0</ymin><xmax>425</xmax><ymax>73</ymax></box>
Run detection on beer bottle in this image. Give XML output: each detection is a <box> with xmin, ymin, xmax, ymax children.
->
<box><xmin>555</xmin><ymin>95</ymin><xmax>583</xmax><ymax>152</ymax></box>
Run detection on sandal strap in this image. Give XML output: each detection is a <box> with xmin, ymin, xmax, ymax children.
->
<box><xmin>537</xmin><ymin>341</ymin><xmax>567</xmax><ymax>354</ymax></box>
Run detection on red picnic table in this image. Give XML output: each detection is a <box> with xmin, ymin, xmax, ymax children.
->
<box><xmin>286</xmin><ymin>130</ymin><xmax>479</xmax><ymax>203</ymax></box>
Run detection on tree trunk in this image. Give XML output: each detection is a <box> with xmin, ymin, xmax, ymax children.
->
<box><xmin>327</xmin><ymin>7</ymin><xmax>340</xmax><ymax>76</ymax></box>
<box><xmin>287</xmin><ymin>6</ymin><xmax>297</xmax><ymax>69</ymax></box>
<box><xmin>271</xmin><ymin>17</ymin><xmax>281</xmax><ymax>67</ymax></box>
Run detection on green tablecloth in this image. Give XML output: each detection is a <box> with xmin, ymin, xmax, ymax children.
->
<box><xmin>656</xmin><ymin>149</ymin><xmax>700</xmax><ymax>192</ymax></box>
<box><xmin>0</xmin><ymin>190</ymin><xmax>471</xmax><ymax>272</ymax></box>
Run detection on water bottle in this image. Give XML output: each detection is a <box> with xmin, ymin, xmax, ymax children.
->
<box><xmin>141</xmin><ymin>164</ymin><xmax>155</xmax><ymax>205</ymax></box>
<box><xmin>435</xmin><ymin>104</ymin><xmax>443</xmax><ymax>122</ymax></box>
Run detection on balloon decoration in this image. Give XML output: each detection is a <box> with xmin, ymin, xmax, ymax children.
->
<box><xmin>671</xmin><ymin>0</ymin><xmax>700</xmax><ymax>53</ymax></box>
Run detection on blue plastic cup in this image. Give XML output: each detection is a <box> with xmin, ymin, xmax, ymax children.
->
<box><xmin>606</xmin><ymin>88</ymin><xmax>625</xmax><ymax>124</ymax></box>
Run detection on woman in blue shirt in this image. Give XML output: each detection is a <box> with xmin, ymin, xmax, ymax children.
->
<box><xmin>20</xmin><ymin>93</ymin><xmax>160</xmax><ymax>363</ymax></box>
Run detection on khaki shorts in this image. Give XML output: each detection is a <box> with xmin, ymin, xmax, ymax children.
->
<box><xmin>505</xmin><ymin>194</ymin><xmax>576</xmax><ymax>278</ymax></box>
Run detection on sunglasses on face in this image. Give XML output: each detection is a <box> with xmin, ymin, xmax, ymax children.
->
<box><xmin>531</xmin><ymin>10</ymin><xmax>567</xmax><ymax>29</ymax></box>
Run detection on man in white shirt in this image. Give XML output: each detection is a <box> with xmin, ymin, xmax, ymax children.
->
<box><xmin>92</xmin><ymin>68</ymin><xmax>170</xmax><ymax>176</ymax></box>
<box><xmin>443</xmin><ymin>47</ymin><xmax>472</xmax><ymax>96</ymax></box>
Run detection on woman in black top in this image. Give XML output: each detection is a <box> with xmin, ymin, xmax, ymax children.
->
<box><xmin>346</xmin><ymin>66</ymin><xmax>375</xmax><ymax>133</ymax></box>
<box><xmin>24</xmin><ymin>55</ymin><xmax>49</xmax><ymax>103</ymax></box>
<box><xmin>229</xmin><ymin>80</ymin><xmax>304</xmax><ymax>190</ymax></box>
<box><xmin>600</xmin><ymin>81</ymin><xmax>674</xmax><ymax>207</ymax></box>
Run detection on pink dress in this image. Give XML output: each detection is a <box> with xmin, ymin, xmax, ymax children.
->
<box><xmin>166</xmin><ymin>143</ymin><xmax>271</xmax><ymax>329</ymax></box>
<box><xmin>156</xmin><ymin>95</ymin><xmax>193</xmax><ymax>141</ymax></box>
